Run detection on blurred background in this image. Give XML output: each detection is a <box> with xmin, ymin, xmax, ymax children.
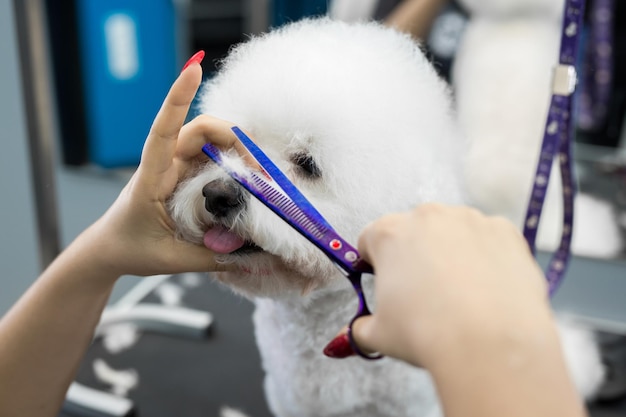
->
<box><xmin>1</xmin><ymin>0</ymin><xmax>626</xmax><ymax>416</ymax></box>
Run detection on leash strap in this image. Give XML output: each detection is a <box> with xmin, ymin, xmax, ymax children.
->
<box><xmin>522</xmin><ymin>0</ymin><xmax>586</xmax><ymax>296</ymax></box>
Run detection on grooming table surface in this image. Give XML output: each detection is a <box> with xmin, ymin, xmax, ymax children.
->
<box><xmin>56</xmin><ymin>258</ymin><xmax>626</xmax><ymax>417</ymax></box>
<box><xmin>59</xmin><ymin>275</ymin><xmax>273</xmax><ymax>417</ymax></box>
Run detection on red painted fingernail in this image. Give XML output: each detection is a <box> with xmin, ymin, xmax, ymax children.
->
<box><xmin>182</xmin><ymin>50</ymin><xmax>205</xmax><ymax>72</ymax></box>
<box><xmin>323</xmin><ymin>333</ymin><xmax>355</xmax><ymax>359</ymax></box>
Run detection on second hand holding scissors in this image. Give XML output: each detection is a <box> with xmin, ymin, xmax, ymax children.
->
<box><xmin>202</xmin><ymin>126</ymin><xmax>382</xmax><ymax>360</ymax></box>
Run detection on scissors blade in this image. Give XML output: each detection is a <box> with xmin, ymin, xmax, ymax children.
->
<box><xmin>204</xmin><ymin>129</ymin><xmax>384</xmax><ymax>360</ymax></box>
<box><xmin>201</xmin><ymin>130</ymin><xmax>372</xmax><ymax>275</ymax></box>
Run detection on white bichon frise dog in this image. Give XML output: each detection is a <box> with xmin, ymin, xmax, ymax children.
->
<box><xmin>169</xmin><ymin>18</ymin><xmax>604</xmax><ymax>417</ymax></box>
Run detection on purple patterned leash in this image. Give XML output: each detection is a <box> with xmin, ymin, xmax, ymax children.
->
<box><xmin>577</xmin><ymin>0</ymin><xmax>614</xmax><ymax>131</ymax></box>
<box><xmin>522</xmin><ymin>0</ymin><xmax>586</xmax><ymax>297</ymax></box>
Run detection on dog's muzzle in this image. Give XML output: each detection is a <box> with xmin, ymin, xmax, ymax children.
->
<box><xmin>202</xmin><ymin>178</ymin><xmax>246</xmax><ymax>218</ymax></box>
<box><xmin>201</xmin><ymin>178</ymin><xmax>263</xmax><ymax>255</ymax></box>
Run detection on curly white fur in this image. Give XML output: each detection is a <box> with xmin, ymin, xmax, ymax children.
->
<box><xmin>169</xmin><ymin>17</ymin><xmax>604</xmax><ymax>416</ymax></box>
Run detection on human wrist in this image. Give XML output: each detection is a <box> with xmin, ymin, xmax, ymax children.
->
<box><xmin>65</xmin><ymin>222</ymin><xmax>125</xmax><ymax>287</ymax></box>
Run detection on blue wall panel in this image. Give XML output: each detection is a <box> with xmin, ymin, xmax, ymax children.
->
<box><xmin>76</xmin><ymin>0</ymin><xmax>178</xmax><ymax>167</ymax></box>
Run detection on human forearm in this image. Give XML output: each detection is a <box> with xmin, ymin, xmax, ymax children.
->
<box><xmin>385</xmin><ymin>0</ymin><xmax>448</xmax><ymax>40</ymax></box>
<box><xmin>426</xmin><ymin>310</ymin><xmax>588</xmax><ymax>417</ymax></box>
<box><xmin>0</xmin><ymin>227</ymin><xmax>118</xmax><ymax>417</ymax></box>
<box><xmin>0</xmin><ymin>54</ymin><xmax>215</xmax><ymax>417</ymax></box>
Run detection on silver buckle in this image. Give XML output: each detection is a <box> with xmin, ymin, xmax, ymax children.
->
<box><xmin>552</xmin><ymin>64</ymin><xmax>577</xmax><ymax>96</ymax></box>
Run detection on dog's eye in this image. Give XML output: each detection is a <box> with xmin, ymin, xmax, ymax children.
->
<box><xmin>291</xmin><ymin>153</ymin><xmax>321</xmax><ymax>179</ymax></box>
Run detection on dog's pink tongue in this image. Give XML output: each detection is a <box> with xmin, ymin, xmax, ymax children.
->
<box><xmin>203</xmin><ymin>225</ymin><xmax>246</xmax><ymax>254</ymax></box>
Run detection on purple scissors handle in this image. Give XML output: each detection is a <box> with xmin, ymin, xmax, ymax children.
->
<box><xmin>202</xmin><ymin>127</ymin><xmax>382</xmax><ymax>360</ymax></box>
<box><xmin>346</xmin><ymin>272</ymin><xmax>383</xmax><ymax>360</ymax></box>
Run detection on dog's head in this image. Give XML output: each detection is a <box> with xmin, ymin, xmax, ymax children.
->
<box><xmin>169</xmin><ymin>18</ymin><xmax>465</xmax><ymax>298</ymax></box>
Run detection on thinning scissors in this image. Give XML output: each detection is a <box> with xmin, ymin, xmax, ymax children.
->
<box><xmin>202</xmin><ymin>126</ymin><xmax>382</xmax><ymax>360</ymax></box>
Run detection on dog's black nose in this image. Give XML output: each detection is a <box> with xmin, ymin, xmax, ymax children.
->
<box><xmin>202</xmin><ymin>179</ymin><xmax>245</xmax><ymax>218</ymax></box>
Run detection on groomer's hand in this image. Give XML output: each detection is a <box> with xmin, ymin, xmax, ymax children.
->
<box><xmin>348</xmin><ymin>204</ymin><xmax>551</xmax><ymax>368</ymax></box>
<box><xmin>328</xmin><ymin>206</ymin><xmax>585</xmax><ymax>417</ymax></box>
<box><xmin>347</xmin><ymin>205</ymin><xmax>586</xmax><ymax>417</ymax></box>
<box><xmin>81</xmin><ymin>51</ymin><xmax>237</xmax><ymax>278</ymax></box>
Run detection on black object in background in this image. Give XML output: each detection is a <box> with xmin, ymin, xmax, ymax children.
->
<box><xmin>374</xmin><ymin>0</ymin><xmax>468</xmax><ymax>82</ymax></box>
<box><xmin>578</xmin><ymin>0</ymin><xmax>626</xmax><ymax>148</ymax></box>
<box><xmin>45</xmin><ymin>0</ymin><xmax>89</xmax><ymax>166</ymax></box>
<box><xmin>188</xmin><ymin>0</ymin><xmax>247</xmax><ymax>77</ymax></box>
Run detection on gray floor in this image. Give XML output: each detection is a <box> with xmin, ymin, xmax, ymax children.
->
<box><xmin>58</xmin><ymin>273</ymin><xmax>273</xmax><ymax>417</ymax></box>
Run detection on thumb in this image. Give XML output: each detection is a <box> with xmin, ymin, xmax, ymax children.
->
<box><xmin>143</xmin><ymin>236</ymin><xmax>235</xmax><ymax>276</ymax></box>
<box><xmin>321</xmin><ymin>316</ymin><xmax>379</xmax><ymax>357</ymax></box>
<box><xmin>162</xmin><ymin>240</ymin><xmax>236</xmax><ymax>275</ymax></box>
<box><xmin>322</xmin><ymin>317</ymin><xmax>384</xmax><ymax>360</ymax></box>
<box><xmin>350</xmin><ymin>315</ymin><xmax>380</xmax><ymax>355</ymax></box>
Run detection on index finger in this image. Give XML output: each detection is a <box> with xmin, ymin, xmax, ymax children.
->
<box><xmin>176</xmin><ymin>115</ymin><xmax>262</xmax><ymax>169</ymax></box>
<box><xmin>175</xmin><ymin>115</ymin><xmax>242</xmax><ymax>160</ymax></box>
<box><xmin>357</xmin><ymin>212</ymin><xmax>409</xmax><ymax>266</ymax></box>
<box><xmin>140</xmin><ymin>59</ymin><xmax>203</xmax><ymax>175</ymax></box>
